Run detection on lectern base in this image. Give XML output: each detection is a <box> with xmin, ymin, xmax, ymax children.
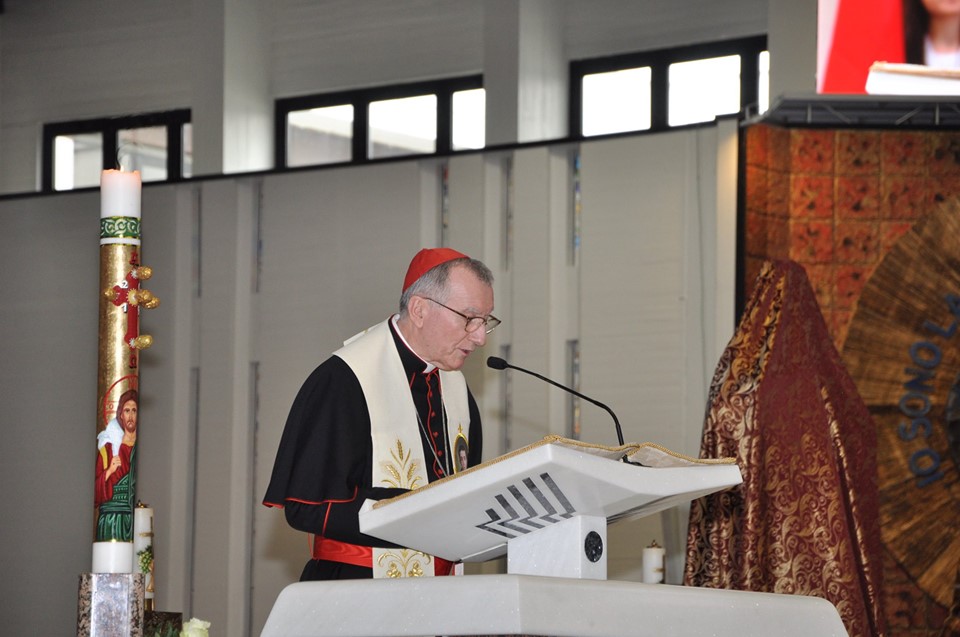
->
<box><xmin>260</xmin><ymin>574</ymin><xmax>847</xmax><ymax>637</ymax></box>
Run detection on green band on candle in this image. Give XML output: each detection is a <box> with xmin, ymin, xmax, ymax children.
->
<box><xmin>100</xmin><ymin>217</ymin><xmax>141</xmax><ymax>240</ymax></box>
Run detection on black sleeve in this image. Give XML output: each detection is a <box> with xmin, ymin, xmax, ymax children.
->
<box><xmin>467</xmin><ymin>388</ymin><xmax>483</xmax><ymax>467</ymax></box>
<box><xmin>284</xmin><ymin>485</ymin><xmax>406</xmax><ymax>547</ymax></box>
<box><xmin>263</xmin><ymin>356</ymin><xmax>408</xmax><ymax>545</ymax></box>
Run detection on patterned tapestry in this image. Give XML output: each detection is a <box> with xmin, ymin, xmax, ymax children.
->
<box><xmin>741</xmin><ymin>123</ymin><xmax>960</xmax><ymax>635</ymax></box>
<box><xmin>684</xmin><ymin>260</ymin><xmax>886</xmax><ymax>637</ymax></box>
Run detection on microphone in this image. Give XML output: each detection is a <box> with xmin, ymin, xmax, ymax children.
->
<box><xmin>486</xmin><ymin>356</ymin><xmax>626</xmax><ymax>447</ymax></box>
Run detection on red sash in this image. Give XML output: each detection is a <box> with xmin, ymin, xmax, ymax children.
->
<box><xmin>312</xmin><ymin>536</ymin><xmax>454</xmax><ymax>576</ymax></box>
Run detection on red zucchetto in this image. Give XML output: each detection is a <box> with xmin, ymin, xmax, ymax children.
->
<box><xmin>402</xmin><ymin>247</ymin><xmax>468</xmax><ymax>292</ymax></box>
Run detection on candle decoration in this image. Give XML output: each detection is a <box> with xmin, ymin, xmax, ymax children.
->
<box><xmin>92</xmin><ymin>169</ymin><xmax>160</xmax><ymax>574</ymax></box>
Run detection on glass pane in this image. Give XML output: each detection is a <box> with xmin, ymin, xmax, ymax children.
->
<box><xmin>668</xmin><ymin>54</ymin><xmax>741</xmax><ymax>127</ymax></box>
<box><xmin>581</xmin><ymin>67</ymin><xmax>651</xmax><ymax>136</ymax></box>
<box><xmin>182</xmin><ymin>123</ymin><xmax>193</xmax><ymax>178</ymax></box>
<box><xmin>54</xmin><ymin>133</ymin><xmax>102</xmax><ymax>191</ymax></box>
<box><xmin>758</xmin><ymin>51</ymin><xmax>770</xmax><ymax>115</ymax></box>
<box><xmin>119</xmin><ymin>126</ymin><xmax>167</xmax><ymax>182</ymax></box>
<box><xmin>452</xmin><ymin>88</ymin><xmax>485</xmax><ymax>150</ymax></box>
<box><xmin>369</xmin><ymin>94</ymin><xmax>436</xmax><ymax>159</ymax></box>
<box><xmin>287</xmin><ymin>105</ymin><xmax>354</xmax><ymax>167</ymax></box>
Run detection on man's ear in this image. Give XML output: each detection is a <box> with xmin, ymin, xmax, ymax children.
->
<box><xmin>408</xmin><ymin>295</ymin><xmax>427</xmax><ymax>328</ymax></box>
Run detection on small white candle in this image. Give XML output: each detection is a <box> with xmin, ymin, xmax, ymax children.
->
<box><xmin>642</xmin><ymin>541</ymin><xmax>665</xmax><ymax>584</ymax></box>
<box><xmin>134</xmin><ymin>504</ymin><xmax>154</xmax><ymax>604</ymax></box>
<box><xmin>100</xmin><ymin>169</ymin><xmax>141</xmax><ymax>220</ymax></box>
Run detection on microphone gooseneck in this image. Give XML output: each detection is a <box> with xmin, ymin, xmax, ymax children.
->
<box><xmin>486</xmin><ymin>356</ymin><xmax>626</xmax><ymax>447</ymax></box>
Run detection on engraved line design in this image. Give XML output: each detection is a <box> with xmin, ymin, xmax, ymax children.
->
<box><xmin>494</xmin><ymin>494</ymin><xmax>531</xmax><ymax>534</ymax></box>
<box><xmin>474</xmin><ymin>472</ymin><xmax>577</xmax><ymax>538</ymax></box>
<box><xmin>507</xmin><ymin>485</ymin><xmax>546</xmax><ymax>530</ymax></box>
<box><xmin>477</xmin><ymin>509</ymin><xmax>514</xmax><ymax>538</ymax></box>
<box><xmin>540</xmin><ymin>472</ymin><xmax>576</xmax><ymax>519</ymax></box>
<box><xmin>523</xmin><ymin>477</ymin><xmax>563</xmax><ymax>524</ymax></box>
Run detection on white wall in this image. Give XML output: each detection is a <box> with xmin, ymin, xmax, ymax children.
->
<box><xmin>0</xmin><ymin>122</ymin><xmax>738</xmax><ymax>636</ymax></box>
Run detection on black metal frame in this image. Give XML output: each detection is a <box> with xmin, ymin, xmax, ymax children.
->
<box><xmin>38</xmin><ymin>37</ymin><xmax>770</xmax><ymax>191</ymax></box>
<box><xmin>569</xmin><ymin>35</ymin><xmax>768</xmax><ymax>139</ymax></box>
<box><xmin>41</xmin><ymin>109</ymin><xmax>191</xmax><ymax>192</ymax></box>
<box><xmin>274</xmin><ymin>75</ymin><xmax>484</xmax><ymax>169</ymax></box>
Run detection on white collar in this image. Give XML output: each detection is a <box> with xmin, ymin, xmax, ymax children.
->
<box><xmin>391</xmin><ymin>314</ymin><xmax>436</xmax><ymax>373</ymax></box>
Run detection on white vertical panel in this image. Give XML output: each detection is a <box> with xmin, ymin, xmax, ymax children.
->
<box><xmin>579</xmin><ymin>129</ymin><xmax>717</xmax><ymax>582</ymax></box>
<box><xmin>418</xmin><ymin>160</ymin><xmax>442</xmax><ymax>249</ymax></box>
<box><xmin>546</xmin><ymin>146</ymin><xmax>578</xmax><ymax>439</ymax></box>
<box><xmin>222</xmin><ymin>0</ymin><xmax>272</xmax><ymax>173</ymax></box>
<box><xmin>135</xmin><ymin>182</ymin><xmax>200</xmax><ymax>616</ymax></box>
<box><xmin>475</xmin><ymin>153</ymin><xmax>512</xmax><ymax>460</ymax></box>
<box><xmin>445</xmin><ymin>153</ymin><xmax>492</xmax><ymax>427</ymax></box>
<box><xmin>499</xmin><ymin>145</ymin><xmax>578</xmax><ymax>447</ymax></box>
<box><xmin>193</xmin><ymin>179</ymin><xmax>257</xmax><ymax>635</ymax></box>
<box><xmin>446</xmin><ymin>154</ymin><xmax>487</xmax><ymax>258</ymax></box>
<box><xmin>507</xmin><ymin>146</ymin><xmax>554</xmax><ymax>446</ymax></box>
<box><xmin>580</xmin><ymin>130</ymin><xmax>712</xmax><ymax>449</ymax></box>
<box><xmin>251</xmin><ymin>162</ymin><xmax>425</xmax><ymax>635</ymax></box>
<box><xmin>769</xmin><ymin>0</ymin><xmax>818</xmax><ymax>96</ymax></box>
<box><xmin>713</xmin><ymin>119</ymin><xmax>739</xmax><ymax>362</ymax></box>
<box><xmin>0</xmin><ymin>191</ymin><xmax>99</xmax><ymax>635</ymax></box>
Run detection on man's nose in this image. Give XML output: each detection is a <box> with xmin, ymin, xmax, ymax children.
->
<box><xmin>469</xmin><ymin>327</ymin><xmax>487</xmax><ymax>347</ymax></box>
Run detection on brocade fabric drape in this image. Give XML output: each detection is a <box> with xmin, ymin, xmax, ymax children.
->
<box><xmin>684</xmin><ymin>260</ymin><xmax>885</xmax><ymax>637</ymax></box>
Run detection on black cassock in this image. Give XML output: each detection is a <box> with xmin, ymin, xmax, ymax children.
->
<box><xmin>263</xmin><ymin>319</ymin><xmax>483</xmax><ymax>580</ymax></box>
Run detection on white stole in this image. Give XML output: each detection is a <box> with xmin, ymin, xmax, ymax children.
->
<box><xmin>336</xmin><ymin>319</ymin><xmax>469</xmax><ymax>577</ymax></box>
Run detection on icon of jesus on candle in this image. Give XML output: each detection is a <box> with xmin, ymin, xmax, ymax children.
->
<box><xmin>94</xmin><ymin>387</ymin><xmax>138</xmax><ymax>542</ymax></box>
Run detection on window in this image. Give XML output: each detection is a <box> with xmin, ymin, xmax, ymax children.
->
<box><xmin>286</xmin><ymin>104</ymin><xmax>354</xmax><ymax>168</ymax></box>
<box><xmin>42</xmin><ymin>110</ymin><xmax>191</xmax><ymax>192</ymax></box>
<box><xmin>668</xmin><ymin>55</ymin><xmax>742</xmax><ymax>127</ymax></box>
<box><xmin>54</xmin><ymin>133</ymin><xmax>102</xmax><ymax>191</ymax></box>
<box><xmin>571</xmin><ymin>36</ymin><xmax>768</xmax><ymax>138</ymax></box>
<box><xmin>452</xmin><ymin>88</ymin><xmax>485</xmax><ymax>150</ymax></box>
<box><xmin>118</xmin><ymin>125</ymin><xmax>169</xmax><ymax>181</ymax></box>
<box><xmin>275</xmin><ymin>75</ymin><xmax>483</xmax><ymax>169</ymax></box>
<box><xmin>369</xmin><ymin>94</ymin><xmax>437</xmax><ymax>159</ymax></box>
<box><xmin>581</xmin><ymin>67</ymin><xmax>652</xmax><ymax>135</ymax></box>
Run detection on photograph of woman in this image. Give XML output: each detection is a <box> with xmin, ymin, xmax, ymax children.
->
<box><xmin>904</xmin><ymin>0</ymin><xmax>960</xmax><ymax>68</ymax></box>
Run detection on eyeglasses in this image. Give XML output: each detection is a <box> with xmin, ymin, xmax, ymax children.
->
<box><xmin>424</xmin><ymin>298</ymin><xmax>502</xmax><ymax>334</ymax></box>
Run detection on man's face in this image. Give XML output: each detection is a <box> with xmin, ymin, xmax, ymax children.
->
<box><xmin>119</xmin><ymin>399</ymin><xmax>138</xmax><ymax>433</ymax></box>
<box><xmin>419</xmin><ymin>265</ymin><xmax>494</xmax><ymax>371</ymax></box>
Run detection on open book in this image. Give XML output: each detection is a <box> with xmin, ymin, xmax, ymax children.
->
<box><xmin>527</xmin><ymin>434</ymin><xmax>735</xmax><ymax>467</ymax></box>
<box><xmin>865</xmin><ymin>62</ymin><xmax>960</xmax><ymax>96</ymax></box>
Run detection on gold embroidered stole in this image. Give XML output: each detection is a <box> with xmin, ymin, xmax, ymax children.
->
<box><xmin>336</xmin><ymin>319</ymin><xmax>469</xmax><ymax>577</ymax></box>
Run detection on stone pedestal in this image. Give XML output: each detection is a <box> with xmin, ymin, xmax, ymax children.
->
<box><xmin>77</xmin><ymin>573</ymin><xmax>144</xmax><ymax>637</ymax></box>
<box><xmin>143</xmin><ymin>611</ymin><xmax>182</xmax><ymax>637</ymax></box>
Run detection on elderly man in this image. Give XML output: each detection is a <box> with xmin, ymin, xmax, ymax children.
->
<box><xmin>264</xmin><ymin>248</ymin><xmax>498</xmax><ymax>580</ymax></box>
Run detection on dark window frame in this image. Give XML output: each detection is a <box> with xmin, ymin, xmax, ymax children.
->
<box><xmin>41</xmin><ymin>109</ymin><xmax>191</xmax><ymax>192</ymax></box>
<box><xmin>569</xmin><ymin>35</ymin><xmax>767</xmax><ymax>138</ymax></box>
<box><xmin>274</xmin><ymin>75</ymin><xmax>483</xmax><ymax>169</ymax></box>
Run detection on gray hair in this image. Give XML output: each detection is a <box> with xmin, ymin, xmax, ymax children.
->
<box><xmin>399</xmin><ymin>257</ymin><xmax>493</xmax><ymax>316</ymax></box>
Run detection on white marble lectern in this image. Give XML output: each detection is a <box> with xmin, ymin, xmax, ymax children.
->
<box><xmin>260</xmin><ymin>437</ymin><xmax>848</xmax><ymax>637</ymax></box>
